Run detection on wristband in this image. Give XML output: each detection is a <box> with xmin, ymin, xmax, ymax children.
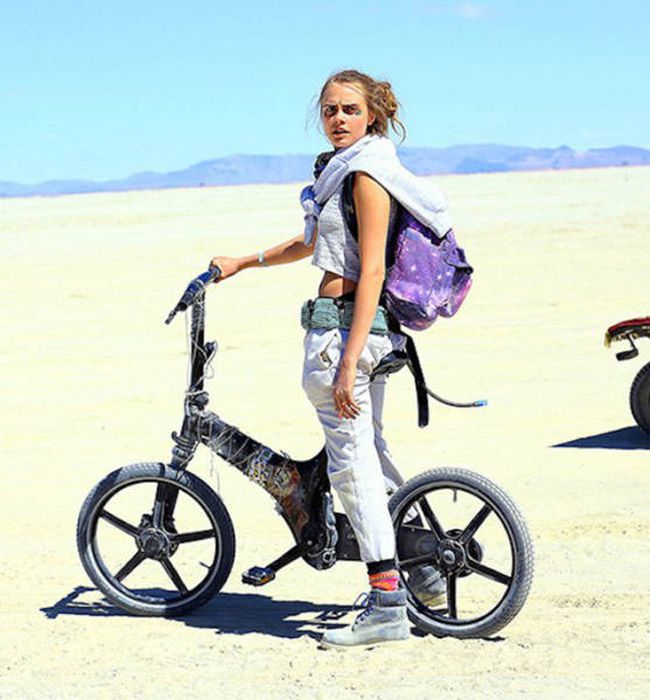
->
<box><xmin>257</xmin><ymin>251</ymin><xmax>269</xmax><ymax>267</ymax></box>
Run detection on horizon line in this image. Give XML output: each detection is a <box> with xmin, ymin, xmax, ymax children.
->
<box><xmin>3</xmin><ymin>141</ymin><xmax>649</xmax><ymax>188</ymax></box>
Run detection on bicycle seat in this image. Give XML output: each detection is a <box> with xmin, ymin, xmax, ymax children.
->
<box><xmin>605</xmin><ymin>317</ymin><xmax>650</xmax><ymax>345</ymax></box>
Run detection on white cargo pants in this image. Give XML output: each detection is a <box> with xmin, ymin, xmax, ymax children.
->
<box><xmin>302</xmin><ymin>328</ymin><xmax>406</xmax><ymax>563</ymax></box>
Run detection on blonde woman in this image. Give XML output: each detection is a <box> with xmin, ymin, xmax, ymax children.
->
<box><xmin>211</xmin><ymin>69</ymin><xmax>448</xmax><ymax>648</ymax></box>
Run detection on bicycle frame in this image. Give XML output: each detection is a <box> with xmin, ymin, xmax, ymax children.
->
<box><xmin>163</xmin><ymin>278</ymin><xmax>438</xmax><ymax>584</ymax></box>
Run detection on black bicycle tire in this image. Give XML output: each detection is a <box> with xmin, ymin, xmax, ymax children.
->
<box><xmin>77</xmin><ymin>462</ymin><xmax>235</xmax><ymax>616</ymax></box>
<box><xmin>388</xmin><ymin>467</ymin><xmax>534</xmax><ymax>639</ymax></box>
<box><xmin>630</xmin><ymin>362</ymin><xmax>650</xmax><ymax>435</ymax></box>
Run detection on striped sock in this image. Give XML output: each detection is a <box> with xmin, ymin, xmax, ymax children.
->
<box><xmin>369</xmin><ymin>569</ymin><xmax>400</xmax><ymax>592</ymax></box>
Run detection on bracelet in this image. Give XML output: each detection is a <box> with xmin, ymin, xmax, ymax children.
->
<box><xmin>257</xmin><ymin>250</ymin><xmax>269</xmax><ymax>267</ymax></box>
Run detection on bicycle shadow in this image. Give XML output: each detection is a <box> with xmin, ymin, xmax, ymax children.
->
<box><xmin>180</xmin><ymin>592</ymin><xmax>351</xmax><ymax>640</ymax></box>
<box><xmin>552</xmin><ymin>426</ymin><xmax>650</xmax><ymax>450</ymax></box>
<box><xmin>41</xmin><ymin>586</ymin><xmax>353</xmax><ymax>640</ymax></box>
<box><xmin>41</xmin><ymin>586</ymin><xmax>124</xmax><ymax>618</ymax></box>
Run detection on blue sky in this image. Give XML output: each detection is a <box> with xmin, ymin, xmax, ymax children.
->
<box><xmin>1</xmin><ymin>1</ymin><xmax>648</xmax><ymax>183</ymax></box>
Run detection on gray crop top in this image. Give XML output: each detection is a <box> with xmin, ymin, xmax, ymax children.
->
<box><xmin>312</xmin><ymin>180</ymin><xmax>398</xmax><ymax>281</ymax></box>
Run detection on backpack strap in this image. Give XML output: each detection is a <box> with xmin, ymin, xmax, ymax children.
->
<box><xmin>342</xmin><ymin>173</ymin><xmax>358</xmax><ymax>238</ymax></box>
<box><xmin>342</xmin><ymin>174</ymin><xmax>429</xmax><ymax>427</ymax></box>
<box><xmin>341</xmin><ymin>172</ymin><xmax>399</xmax><ymax>269</ymax></box>
<box><xmin>403</xmin><ymin>333</ymin><xmax>430</xmax><ymax>428</ymax></box>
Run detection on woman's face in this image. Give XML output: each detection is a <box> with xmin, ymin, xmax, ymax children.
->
<box><xmin>320</xmin><ymin>82</ymin><xmax>375</xmax><ymax>149</ymax></box>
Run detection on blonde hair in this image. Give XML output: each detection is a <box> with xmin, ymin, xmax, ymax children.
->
<box><xmin>319</xmin><ymin>69</ymin><xmax>406</xmax><ymax>142</ymax></box>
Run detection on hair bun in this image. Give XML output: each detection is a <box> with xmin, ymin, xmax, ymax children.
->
<box><xmin>378</xmin><ymin>82</ymin><xmax>397</xmax><ymax>115</ymax></box>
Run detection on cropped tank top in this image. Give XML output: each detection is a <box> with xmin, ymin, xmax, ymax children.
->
<box><xmin>312</xmin><ymin>180</ymin><xmax>399</xmax><ymax>282</ymax></box>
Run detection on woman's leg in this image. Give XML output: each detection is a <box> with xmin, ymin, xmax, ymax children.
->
<box><xmin>369</xmin><ymin>373</ymin><xmax>405</xmax><ymax>497</ymax></box>
<box><xmin>302</xmin><ymin>329</ymin><xmax>395</xmax><ymax>563</ymax></box>
<box><xmin>304</xmin><ymin>329</ymin><xmax>410</xmax><ymax>648</ymax></box>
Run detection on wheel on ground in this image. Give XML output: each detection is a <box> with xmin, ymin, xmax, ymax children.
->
<box><xmin>389</xmin><ymin>467</ymin><xmax>534</xmax><ymax>639</ymax></box>
<box><xmin>630</xmin><ymin>362</ymin><xmax>650</xmax><ymax>434</ymax></box>
<box><xmin>77</xmin><ymin>462</ymin><xmax>235</xmax><ymax>616</ymax></box>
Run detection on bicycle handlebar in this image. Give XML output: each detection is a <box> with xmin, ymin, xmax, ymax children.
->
<box><xmin>165</xmin><ymin>266</ymin><xmax>222</xmax><ymax>324</ymax></box>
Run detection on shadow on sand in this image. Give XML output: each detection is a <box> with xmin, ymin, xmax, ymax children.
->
<box><xmin>41</xmin><ymin>586</ymin><xmax>352</xmax><ymax>640</ymax></box>
<box><xmin>552</xmin><ymin>426</ymin><xmax>650</xmax><ymax>450</ymax></box>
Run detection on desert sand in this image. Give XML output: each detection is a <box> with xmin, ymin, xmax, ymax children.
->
<box><xmin>1</xmin><ymin>166</ymin><xmax>649</xmax><ymax>699</ymax></box>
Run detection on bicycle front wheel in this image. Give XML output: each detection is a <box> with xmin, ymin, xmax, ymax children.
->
<box><xmin>77</xmin><ymin>462</ymin><xmax>235</xmax><ymax>616</ymax></box>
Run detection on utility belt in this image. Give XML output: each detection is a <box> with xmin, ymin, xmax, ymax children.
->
<box><xmin>300</xmin><ymin>297</ymin><xmax>390</xmax><ymax>335</ymax></box>
<box><xmin>300</xmin><ymin>296</ymin><xmax>432</xmax><ymax>428</ymax></box>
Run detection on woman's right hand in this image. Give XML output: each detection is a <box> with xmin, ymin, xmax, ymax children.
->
<box><xmin>209</xmin><ymin>256</ymin><xmax>241</xmax><ymax>282</ymax></box>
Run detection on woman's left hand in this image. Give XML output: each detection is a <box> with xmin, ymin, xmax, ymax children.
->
<box><xmin>333</xmin><ymin>360</ymin><xmax>360</xmax><ymax>420</ymax></box>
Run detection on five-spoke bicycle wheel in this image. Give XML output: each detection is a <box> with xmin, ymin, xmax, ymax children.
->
<box><xmin>77</xmin><ymin>462</ymin><xmax>235</xmax><ymax>616</ymax></box>
<box><xmin>389</xmin><ymin>467</ymin><xmax>533</xmax><ymax>638</ymax></box>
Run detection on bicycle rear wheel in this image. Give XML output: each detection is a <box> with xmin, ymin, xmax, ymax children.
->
<box><xmin>77</xmin><ymin>462</ymin><xmax>235</xmax><ymax>616</ymax></box>
<box><xmin>390</xmin><ymin>467</ymin><xmax>533</xmax><ymax>638</ymax></box>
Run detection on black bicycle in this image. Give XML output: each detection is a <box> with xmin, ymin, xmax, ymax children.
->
<box><xmin>77</xmin><ymin>269</ymin><xmax>534</xmax><ymax>638</ymax></box>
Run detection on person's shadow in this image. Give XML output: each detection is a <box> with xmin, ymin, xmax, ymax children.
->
<box><xmin>40</xmin><ymin>586</ymin><xmax>353</xmax><ymax>640</ymax></box>
<box><xmin>552</xmin><ymin>425</ymin><xmax>650</xmax><ymax>450</ymax></box>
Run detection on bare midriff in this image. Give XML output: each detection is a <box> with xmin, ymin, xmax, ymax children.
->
<box><xmin>318</xmin><ymin>271</ymin><xmax>358</xmax><ymax>298</ymax></box>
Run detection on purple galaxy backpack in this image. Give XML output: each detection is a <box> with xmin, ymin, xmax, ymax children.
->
<box><xmin>342</xmin><ymin>176</ymin><xmax>473</xmax><ymax>331</ymax></box>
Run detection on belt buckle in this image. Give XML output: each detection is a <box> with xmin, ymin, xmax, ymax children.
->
<box><xmin>301</xmin><ymin>299</ymin><xmax>316</xmax><ymax>330</ymax></box>
<box><xmin>333</xmin><ymin>297</ymin><xmax>345</xmax><ymax>328</ymax></box>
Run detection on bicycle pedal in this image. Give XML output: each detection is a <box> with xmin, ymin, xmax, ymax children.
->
<box><xmin>241</xmin><ymin>566</ymin><xmax>276</xmax><ymax>587</ymax></box>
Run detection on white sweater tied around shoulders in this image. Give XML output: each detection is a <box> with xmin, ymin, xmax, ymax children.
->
<box><xmin>300</xmin><ymin>134</ymin><xmax>452</xmax><ymax>245</ymax></box>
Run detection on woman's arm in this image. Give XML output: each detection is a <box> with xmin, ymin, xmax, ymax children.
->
<box><xmin>210</xmin><ymin>232</ymin><xmax>315</xmax><ymax>281</ymax></box>
<box><xmin>334</xmin><ymin>171</ymin><xmax>390</xmax><ymax>419</ymax></box>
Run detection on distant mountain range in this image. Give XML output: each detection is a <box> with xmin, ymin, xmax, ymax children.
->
<box><xmin>2</xmin><ymin>144</ymin><xmax>649</xmax><ymax>198</ymax></box>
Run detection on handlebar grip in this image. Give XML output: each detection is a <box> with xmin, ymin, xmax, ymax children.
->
<box><xmin>204</xmin><ymin>265</ymin><xmax>222</xmax><ymax>284</ymax></box>
<box><xmin>165</xmin><ymin>267</ymin><xmax>222</xmax><ymax>325</ymax></box>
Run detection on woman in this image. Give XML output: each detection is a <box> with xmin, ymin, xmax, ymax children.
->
<box><xmin>210</xmin><ymin>69</ymin><xmax>446</xmax><ymax>649</ymax></box>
